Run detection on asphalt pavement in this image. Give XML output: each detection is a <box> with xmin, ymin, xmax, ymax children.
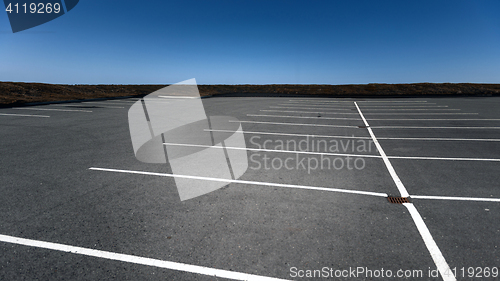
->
<box><xmin>0</xmin><ymin>96</ymin><xmax>499</xmax><ymax>280</ymax></box>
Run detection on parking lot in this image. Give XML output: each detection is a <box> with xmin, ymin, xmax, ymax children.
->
<box><xmin>1</xmin><ymin>96</ymin><xmax>499</xmax><ymax>280</ymax></box>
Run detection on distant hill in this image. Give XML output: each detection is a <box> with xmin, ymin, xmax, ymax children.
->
<box><xmin>1</xmin><ymin>82</ymin><xmax>499</xmax><ymax>106</ymax></box>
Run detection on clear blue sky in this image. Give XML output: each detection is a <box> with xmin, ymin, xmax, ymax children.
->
<box><xmin>1</xmin><ymin>0</ymin><xmax>499</xmax><ymax>85</ymax></box>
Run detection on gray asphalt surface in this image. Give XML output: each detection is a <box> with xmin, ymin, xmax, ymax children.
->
<box><xmin>0</xmin><ymin>96</ymin><xmax>499</xmax><ymax>280</ymax></box>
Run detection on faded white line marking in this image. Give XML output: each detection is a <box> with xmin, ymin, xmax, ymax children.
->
<box><xmin>411</xmin><ymin>195</ymin><xmax>500</xmax><ymax>202</ymax></box>
<box><xmin>103</xmin><ymin>101</ymin><xmax>139</xmax><ymax>104</ymax></box>
<box><xmin>50</xmin><ymin>104</ymin><xmax>125</xmax><ymax>109</ymax></box>
<box><xmin>378</xmin><ymin>137</ymin><xmax>500</xmax><ymax>142</ymax></box>
<box><xmin>285</xmin><ymin>103</ymin><xmax>440</xmax><ymax>107</ymax></box>
<box><xmin>261</xmin><ymin>110</ymin><xmax>359</xmax><ymax>115</ymax></box>
<box><xmin>207</xmin><ymin>129</ymin><xmax>500</xmax><ymax>142</ymax></box>
<box><xmin>82</xmin><ymin>101</ymin><xmax>135</xmax><ymax>106</ymax></box>
<box><xmin>0</xmin><ymin>113</ymin><xmax>50</xmax><ymax>117</ymax></box>
<box><xmin>357</xmin><ymin>100</ymin><xmax>428</xmax><ymax>103</ymax></box>
<box><xmin>89</xmin><ymin>167</ymin><xmax>389</xmax><ymax>197</ymax></box>
<box><xmin>360</xmin><ymin>113</ymin><xmax>477</xmax><ymax>115</ymax></box>
<box><xmin>163</xmin><ymin>142</ymin><xmax>381</xmax><ymax>159</ymax></box>
<box><xmin>279</xmin><ymin>103</ymin><xmax>354</xmax><ymax>108</ymax></box>
<box><xmin>205</xmin><ymin>129</ymin><xmax>372</xmax><ymax>139</ymax></box>
<box><xmin>358</xmin><ymin>105</ymin><xmax>447</xmax><ymax>108</ymax></box>
<box><xmin>247</xmin><ymin>114</ymin><xmax>361</xmax><ymax>120</ymax></box>
<box><xmin>359</xmin><ymin>109</ymin><xmax>460</xmax><ymax>111</ymax></box>
<box><xmin>355</xmin><ymin>102</ymin><xmax>455</xmax><ymax>281</ymax></box>
<box><xmin>284</xmin><ymin>102</ymin><xmax>354</xmax><ymax>105</ymax></box>
<box><xmin>289</xmin><ymin>100</ymin><xmax>429</xmax><ymax>103</ymax></box>
<box><xmin>231</xmin><ymin>120</ymin><xmax>359</xmax><ymax>128</ymax></box>
<box><xmin>159</xmin><ymin>95</ymin><xmax>197</xmax><ymax>99</ymax></box>
<box><xmin>286</xmin><ymin>100</ymin><xmax>356</xmax><ymax>103</ymax></box>
<box><xmin>388</xmin><ymin>156</ymin><xmax>500</xmax><ymax>162</ymax></box>
<box><xmin>13</xmin><ymin>107</ymin><xmax>92</xmax><ymax>113</ymax></box>
<box><xmin>0</xmin><ymin>234</ymin><xmax>288</xmax><ymax>281</ymax></box>
<box><xmin>372</xmin><ymin>126</ymin><xmax>500</xmax><ymax>129</ymax></box>
<box><xmin>270</xmin><ymin>106</ymin><xmax>352</xmax><ymax>110</ymax></box>
<box><xmin>104</xmin><ymin>100</ymin><xmax>139</xmax><ymax>102</ymax></box>
<box><xmin>261</xmin><ymin>110</ymin><xmax>477</xmax><ymax>115</ymax></box>
<box><xmin>249</xmin><ymin>115</ymin><xmax>496</xmax><ymax>121</ymax></box>
<box><xmin>368</xmin><ymin>119</ymin><xmax>500</xmax><ymax>121</ymax></box>
<box><xmin>238</xmin><ymin>136</ymin><xmax>500</xmax><ymax>161</ymax></box>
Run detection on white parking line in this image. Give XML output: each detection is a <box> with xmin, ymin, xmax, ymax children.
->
<box><xmin>261</xmin><ymin>110</ymin><xmax>477</xmax><ymax>115</ymax></box>
<box><xmin>360</xmin><ymin>113</ymin><xmax>478</xmax><ymax>115</ymax></box>
<box><xmin>357</xmin><ymin>100</ymin><xmax>429</xmax><ymax>103</ymax></box>
<box><xmin>82</xmin><ymin>101</ymin><xmax>134</xmax><ymax>106</ymax></box>
<box><xmin>104</xmin><ymin>99</ymin><xmax>139</xmax><ymax>102</ymax></box>
<box><xmin>357</xmin><ymin>105</ymin><xmax>448</xmax><ymax>108</ymax></box>
<box><xmin>355</xmin><ymin>102</ymin><xmax>455</xmax><ymax>281</ymax></box>
<box><xmin>378</xmin><ymin>137</ymin><xmax>500</xmax><ymax>142</ymax></box>
<box><xmin>354</xmin><ymin>103</ymin><xmax>409</xmax><ymax>197</ymax></box>
<box><xmin>165</xmin><ymin>138</ymin><xmax>500</xmax><ymax>162</ymax></box>
<box><xmin>287</xmin><ymin>100</ymin><xmax>356</xmax><ymax>103</ymax></box>
<box><xmin>0</xmin><ymin>234</ymin><xmax>288</xmax><ymax>281</ymax></box>
<box><xmin>249</xmin><ymin>115</ymin><xmax>498</xmax><ymax>122</ymax></box>
<box><xmin>207</xmin><ymin>129</ymin><xmax>500</xmax><ymax>142</ymax></box>
<box><xmin>403</xmin><ymin>204</ymin><xmax>456</xmax><ymax>281</ymax></box>
<box><xmin>359</xmin><ymin>109</ymin><xmax>461</xmax><ymax>111</ymax></box>
<box><xmin>279</xmin><ymin>103</ymin><xmax>354</xmax><ymax>108</ymax></box>
<box><xmin>89</xmin><ymin>167</ymin><xmax>389</xmax><ymax>197</ymax></box>
<box><xmin>159</xmin><ymin>95</ymin><xmax>197</xmax><ymax>99</ymax></box>
<box><xmin>289</xmin><ymin>100</ymin><xmax>429</xmax><ymax>103</ymax></box>
<box><xmin>411</xmin><ymin>195</ymin><xmax>500</xmax><ymax>202</ymax></box>
<box><xmin>388</xmin><ymin>156</ymin><xmax>500</xmax><ymax>162</ymax></box>
<box><xmin>247</xmin><ymin>114</ymin><xmax>361</xmax><ymax>120</ymax></box>
<box><xmin>49</xmin><ymin>104</ymin><xmax>125</xmax><ymax>109</ymax></box>
<box><xmin>261</xmin><ymin>110</ymin><xmax>359</xmax><ymax>115</ymax></box>
<box><xmin>285</xmin><ymin>103</ymin><xmax>441</xmax><ymax>108</ymax></box>
<box><xmin>284</xmin><ymin>101</ymin><xmax>354</xmax><ymax>105</ymax></box>
<box><xmin>13</xmin><ymin>107</ymin><xmax>92</xmax><ymax>113</ymax></box>
<box><xmin>205</xmin><ymin>129</ymin><xmax>372</xmax><ymax>139</ymax></box>
<box><xmin>163</xmin><ymin>142</ymin><xmax>381</xmax><ymax>159</ymax></box>
<box><xmin>0</xmin><ymin>113</ymin><xmax>50</xmax><ymax>117</ymax></box>
<box><xmin>372</xmin><ymin>126</ymin><xmax>500</xmax><ymax>129</ymax></box>
<box><xmin>270</xmin><ymin>106</ymin><xmax>353</xmax><ymax>110</ymax></box>
<box><xmin>231</xmin><ymin>120</ymin><xmax>360</xmax><ymax>128</ymax></box>
<box><xmin>368</xmin><ymin>119</ymin><xmax>500</xmax><ymax>121</ymax></box>
<box><xmin>103</xmin><ymin>100</ymin><xmax>139</xmax><ymax>104</ymax></box>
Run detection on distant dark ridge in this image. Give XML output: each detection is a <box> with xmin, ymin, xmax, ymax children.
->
<box><xmin>198</xmin><ymin>83</ymin><xmax>500</xmax><ymax>97</ymax></box>
<box><xmin>1</xmin><ymin>82</ymin><xmax>499</xmax><ymax>106</ymax></box>
<box><xmin>0</xmin><ymin>82</ymin><xmax>166</xmax><ymax>106</ymax></box>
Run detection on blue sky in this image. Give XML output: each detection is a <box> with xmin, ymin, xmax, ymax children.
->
<box><xmin>1</xmin><ymin>0</ymin><xmax>499</xmax><ymax>84</ymax></box>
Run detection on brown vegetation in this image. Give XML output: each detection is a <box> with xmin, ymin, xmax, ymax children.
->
<box><xmin>1</xmin><ymin>81</ymin><xmax>499</xmax><ymax>106</ymax></box>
